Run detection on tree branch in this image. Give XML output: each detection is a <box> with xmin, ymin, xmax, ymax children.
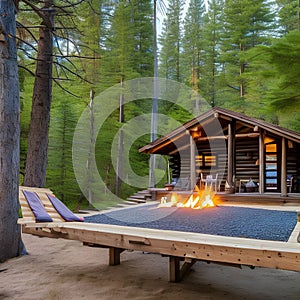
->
<box><xmin>53</xmin><ymin>78</ymin><xmax>80</xmax><ymax>98</ymax></box>
<box><xmin>18</xmin><ymin>64</ymin><xmax>35</xmax><ymax>77</ymax></box>
<box><xmin>21</xmin><ymin>0</ymin><xmax>53</xmax><ymax>28</ymax></box>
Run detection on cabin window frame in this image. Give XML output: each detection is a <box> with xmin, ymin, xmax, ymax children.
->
<box><xmin>196</xmin><ymin>152</ymin><xmax>218</xmax><ymax>169</ymax></box>
<box><xmin>264</xmin><ymin>140</ymin><xmax>280</xmax><ymax>192</ymax></box>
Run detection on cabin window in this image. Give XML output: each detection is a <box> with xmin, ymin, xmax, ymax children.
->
<box><xmin>265</xmin><ymin>141</ymin><xmax>279</xmax><ymax>191</ymax></box>
<box><xmin>196</xmin><ymin>153</ymin><xmax>218</xmax><ymax>169</ymax></box>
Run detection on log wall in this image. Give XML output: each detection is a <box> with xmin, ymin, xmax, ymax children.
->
<box><xmin>169</xmin><ymin>136</ymin><xmax>300</xmax><ymax>193</ymax></box>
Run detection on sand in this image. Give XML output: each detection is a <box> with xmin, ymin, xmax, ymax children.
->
<box><xmin>0</xmin><ymin>233</ymin><xmax>299</xmax><ymax>300</ymax></box>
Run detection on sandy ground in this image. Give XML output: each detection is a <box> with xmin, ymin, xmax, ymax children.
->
<box><xmin>0</xmin><ymin>232</ymin><xmax>299</xmax><ymax>300</ymax></box>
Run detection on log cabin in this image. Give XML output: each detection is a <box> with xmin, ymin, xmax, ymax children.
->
<box><xmin>139</xmin><ymin>107</ymin><xmax>300</xmax><ymax>199</ymax></box>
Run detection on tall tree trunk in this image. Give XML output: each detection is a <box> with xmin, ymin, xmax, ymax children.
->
<box><xmin>0</xmin><ymin>0</ymin><xmax>23</xmax><ymax>262</ymax></box>
<box><xmin>24</xmin><ymin>1</ymin><xmax>54</xmax><ymax>187</ymax></box>
<box><xmin>149</xmin><ymin>0</ymin><xmax>158</xmax><ymax>188</ymax></box>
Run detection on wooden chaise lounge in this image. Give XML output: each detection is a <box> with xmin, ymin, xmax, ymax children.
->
<box><xmin>19</xmin><ymin>186</ymin><xmax>300</xmax><ymax>282</ymax></box>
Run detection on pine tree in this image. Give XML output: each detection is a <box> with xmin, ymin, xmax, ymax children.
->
<box><xmin>221</xmin><ymin>0</ymin><xmax>275</xmax><ymax>108</ymax></box>
<box><xmin>276</xmin><ymin>0</ymin><xmax>300</xmax><ymax>33</ymax></box>
<box><xmin>262</xmin><ymin>31</ymin><xmax>300</xmax><ymax>111</ymax></box>
<box><xmin>158</xmin><ymin>0</ymin><xmax>184</xmax><ymax>81</ymax></box>
<box><xmin>47</xmin><ymin>98</ymin><xmax>83</xmax><ymax>206</ymax></box>
<box><xmin>97</xmin><ymin>0</ymin><xmax>154</xmax><ymax>197</ymax></box>
<box><xmin>181</xmin><ymin>0</ymin><xmax>206</xmax><ymax>111</ymax></box>
<box><xmin>132</xmin><ymin>0</ymin><xmax>154</xmax><ymax>77</ymax></box>
<box><xmin>100</xmin><ymin>0</ymin><xmax>153</xmax><ymax>87</ymax></box>
<box><xmin>244</xmin><ymin>31</ymin><xmax>300</xmax><ymax>128</ymax></box>
<box><xmin>23</xmin><ymin>0</ymin><xmax>55</xmax><ymax>187</ymax></box>
<box><xmin>199</xmin><ymin>0</ymin><xmax>224</xmax><ymax>107</ymax></box>
<box><xmin>0</xmin><ymin>0</ymin><xmax>24</xmax><ymax>262</ymax></box>
<box><xmin>75</xmin><ymin>0</ymin><xmax>102</xmax><ymax>85</ymax></box>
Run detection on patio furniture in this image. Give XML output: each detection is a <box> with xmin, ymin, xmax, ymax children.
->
<box><xmin>200</xmin><ymin>173</ymin><xmax>219</xmax><ymax>192</ymax></box>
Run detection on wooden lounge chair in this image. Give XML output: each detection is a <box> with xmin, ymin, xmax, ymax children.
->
<box><xmin>19</xmin><ymin>186</ymin><xmax>83</xmax><ymax>224</ymax></box>
<box><xmin>19</xmin><ymin>186</ymin><xmax>300</xmax><ymax>282</ymax></box>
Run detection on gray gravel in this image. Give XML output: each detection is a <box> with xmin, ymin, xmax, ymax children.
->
<box><xmin>85</xmin><ymin>204</ymin><xmax>297</xmax><ymax>242</ymax></box>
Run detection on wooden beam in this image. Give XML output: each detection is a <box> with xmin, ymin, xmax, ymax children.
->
<box><xmin>235</xmin><ymin>133</ymin><xmax>260</xmax><ymax>138</ymax></box>
<box><xmin>227</xmin><ymin>121</ymin><xmax>236</xmax><ymax>190</ymax></box>
<box><xmin>281</xmin><ymin>137</ymin><xmax>287</xmax><ymax>197</ymax></box>
<box><xmin>169</xmin><ymin>256</ymin><xmax>196</xmax><ymax>282</ymax></box>
<box><xmin>169</xmin><ymin>143</ymin><xmax>189</xmax><ymax>155</ymax></box>
<box><xmin>196</xmin><ymin>132</ymin><xmax>259</xmax><ymax>142</ymax></box>
<box><xmin>190</xmin><ymin>135</ymin><xmax>196</xmax><ymax>189</ymax></box>
<box><xmin>142</xmin><ymin>131</ymin><xmax>187</xmax><ymax>154</ymax></box>
<box><xmin>196</xmin><ymin>135</ymin><xmax>227</xmax><ymax>141</ymax></box>
<box><xmin>220</xmin><ymin>115</ymin><xmax>232</xmax><ymax>121</ymax></box>
<box><xmin>21</xmin><ymin>222</ymin><xmax>300</xmax><ymax>273</ymax></box>
<box><xmin>259</xmin><ymin>130</ymin><xmax>265</xmax><ymax>193</ymax></box>
<box><xmin>109</xmin><ymin>247</ymin><xmax>124</xmax><ymax>266</ymax></box>
<box><xmin>169</xmin><ymin>256</ymin><xmax>181</xmax><ymax>282</ymax></box>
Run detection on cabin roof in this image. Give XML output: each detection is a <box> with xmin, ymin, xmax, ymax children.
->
<box><xmin>139</xmin><ymin>107</ymin><xmax>300</xmax><ymax>154</ymax></box>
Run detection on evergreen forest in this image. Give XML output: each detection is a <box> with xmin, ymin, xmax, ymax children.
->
<box><xmin>17</xmin><ymin>0</ymin><xmax>300</xmax><ymax>209</ymax></box>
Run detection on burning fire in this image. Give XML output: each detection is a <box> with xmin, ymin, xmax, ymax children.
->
<box><xmin>159</xmin><ymin>185</ymin><xmax>215</xmax><ymax>209</ymax></box>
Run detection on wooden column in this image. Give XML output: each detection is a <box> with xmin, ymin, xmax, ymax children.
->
<box><xmin>169</xmin><ymin>256</ymin><xmax>181</xmax><ymax>282</ymax></box>
<box><xmin>109</xmin><ymin>247</ymin><xmax>124</xmax><ymax>266</ymax></box>
<box><xmin>190</xmin><ymin>135</ymin><xmax>196</xmax><ymax>189</ymax></box>
<box><xmin>169</xmin><ymin>256</ymin><xmax>196</xmax><ymax>283</ymax></box>
<box><xmin>281</xmin><ymin>137</ymin><xmax>287</xmax><ymax>197</ymax></box>
<box><xmin>259</xmin><ymin>130</ymin><xmax>265</xmax><ymax>194</ymax></box>
<box><xmin>227</xmin><ymin>121</ymin><xmax>235</xmax><ymax>192</ymax></box>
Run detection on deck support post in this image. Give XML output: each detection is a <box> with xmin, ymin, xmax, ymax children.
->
<box><xmin>169</xmin><ymin>256</ymin><xmax>196</xmax><ymax>282</ymax></box>
<box><xmin>109</xmin><ymin>247</ymin><xmax>124</xmax><ymax>266</ymax></box>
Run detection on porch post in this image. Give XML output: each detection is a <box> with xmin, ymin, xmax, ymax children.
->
<box><xmin>227</xmin><ymin>121</ymin><xmax>235</xmax><ymax>192</ymax></box>
<box><xmin>281</xmin><ymin>137</ymin><xmax>287</xmax><ymax>197</ymax></box>
<box><xmin>259</xmin><ymin>130</ymin><xmax>265</xmax><ymax>193</ymax></box>
<box><xmin>190</xmin><ymin>135</ymin><xmax>196</xmax><ymax>189</ymax></box>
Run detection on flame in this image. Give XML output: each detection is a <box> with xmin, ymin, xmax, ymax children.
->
<box><xmin>159</xmin><ymin>185</ymin><xmax>215</xmax><ymax>209</ymax></box>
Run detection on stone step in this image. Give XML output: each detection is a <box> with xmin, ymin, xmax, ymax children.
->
<box><xmin>136</xmin><ymin>190</ymin><xmax>151</xmax><ymax>195</ymax></box>
<box><xmin>130</xmin><ymin>194</ymin><xmax>149</xmax><ymax>200</ymax></box>
<box><xmin>122</xmin><ymin>200</ymin><xmax>140</xmax><ymax>205</ymax></box>
<box><xmin>126</xmin><ymin>197</ymin><xmax>147</xmax><ymax>203</ymax></box>
<box><xmin>116</xmin><ymin>203</ymin><xmax>134</xmax><ymax>208</ymax></box>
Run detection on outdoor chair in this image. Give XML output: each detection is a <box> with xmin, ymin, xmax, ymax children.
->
<box><xmin>19</xmin><ymin>186</ymin><xmax>83</xmax><ymax>224</ymax></box>
<box><xmin>200</xmin><ymin>173</ymin><xmax>219</xmax><ymax>192</ymax></box>
<box><xmin>287</xmin><ymin>175</ymin><xmax>293</xmax><ymax>193</ymax></box>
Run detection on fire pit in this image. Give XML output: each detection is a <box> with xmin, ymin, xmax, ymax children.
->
<box><xmin>159</xmin><ymin>185</ymin><xmax>215</xmax><ymax>209</ymax></box>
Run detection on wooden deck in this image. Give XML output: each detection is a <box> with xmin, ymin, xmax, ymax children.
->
<box><xmin>19</xmin><ymin>185</ymin><xmax>300</xmax><ymax>282</ymax></box>
<box><xmin>21</xmin><ymin>217</ymin><xmax>300</xmax><ymax>282</ymax></box>
<box><xmin>217</xmin><ymin>192</ymin><xmax>300</xmax><ymax>204</ymax></box>
<box><xmin>150</xmin><ymin>188</ymin><xmax>300</xmax><ymax>205</ymax></box>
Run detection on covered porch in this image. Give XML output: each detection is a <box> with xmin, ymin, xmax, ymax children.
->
<box><xmin>140</xmin><ymin>107</ymin><xmax>300</xmax><ymax>199</ymax></box>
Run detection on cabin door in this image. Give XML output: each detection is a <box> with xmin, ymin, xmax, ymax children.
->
<box><xmin>265</xmin><ymin>141</ymin><xmax>280</xmax><ymax>192</ymax></box>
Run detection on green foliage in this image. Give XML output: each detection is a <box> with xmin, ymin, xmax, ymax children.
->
<box><xmin>181</xmin><ymin>0</ymin><xmax>206</xmax><ymax>88</ymax></box>
<box><xmin>47</xmin><ymin>90</ymin><xmax>84</xmax><ymax>206</ymax></box>
<box><xmin>276</xmin><ymin>0</ymin><xmax>300</xmax><ymax>33</ymax></box>
<box><xmin>245</xmin><ymin>31</ymin><xmax>300</xmax><ymax>127</ymax></box>
<box><xmin>159</xmin><ymin>0</ymin><xmax>184</xmax><ymax>81</ymax></box>
<box><xmin>198</xmin><ymin>0</ymin><xmax>224</xmax><ymax>107</ymax></box>
<box><xmin>220</xmin><ymin>0</ymin><xmax>276</xmax><ymax>101</ymax></box>
<box><xmin>100</xmin><ymin>0</ymin><xmax>153</xmax><ymax>89</ymax></box>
